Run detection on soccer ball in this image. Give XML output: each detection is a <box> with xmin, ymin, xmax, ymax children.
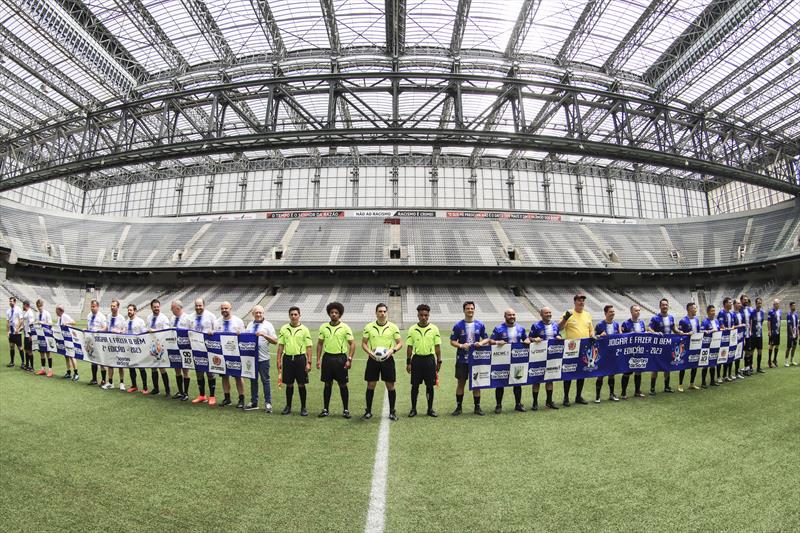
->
<box><xmin>373</xmin><ymin>347</ymin><xmax>390</xmax><ymax>362</ymax></box>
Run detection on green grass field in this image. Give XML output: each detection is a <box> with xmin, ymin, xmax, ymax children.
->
<box><xmin>1</xmin><ymin>321</ymin><xmax>798</xmax><ymax>532</ymax></box>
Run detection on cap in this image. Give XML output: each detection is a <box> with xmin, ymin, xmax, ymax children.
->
<box><xmin>573</xmin><ymin>293</ymin><xmax>587</xmax><ymax>301</ymax></box>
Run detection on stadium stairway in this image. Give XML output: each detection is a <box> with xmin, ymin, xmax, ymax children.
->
<box><xmin>389</xmin><ymin>294</ymin><xmax>403</xmax><ymax>329</ymax></box>
<box><xmin>619</xmin><ymin>290</ymin><xmax>658</xmax><ymax>315</ymax></box>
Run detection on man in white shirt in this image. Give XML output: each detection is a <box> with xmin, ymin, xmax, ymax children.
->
<box><xmin>145</xmin><ymin>298</ymin><xmax>172</xmax><ymax>398</ymax></box>
<box><xmin>34</xmin><ymin>299</ymin><xmax>54</xmax><ymax>377</ymax></box>
<box><xmin>189</xmin><ymin>298</ymin><xmax>217</xmax><ymax>405</ymax></box>
<box><xmin>21</xmin><ymin>300</ymin><xmax>36</xmax><ymax>372</ymax></box>
<box><xmin>86</xmin><ymin>299</ymin><xmax>108</xmax><ymax>385</ymax></box>
<box><xmin>102</xmin><ymin>300</ymin><xmax>127</xmax><ymax>391</ymax></box>
<box><xmin>124</xmin><ymin>304</ymin><xmax>149</xmax><ymax>394</ymax></box>
<box><xmin>6</xmin><ymin>296</ymin><xmax>23</xmax><ymax>368</ymax></box>
<box><xmin>170</xmin><ymin>300</ymin><xmax>194</xmax><ymax>401</ymax></box>
<box><xmin>244</xmin><ymin>305</ymin><xmax>277</xmax><ymax>412</ymax></box>
<box><xmin>55</xmin><ymin>305</ymin><xmax>78</xmax><ymax>381</ymax></box>
<box><xmin>213</xmin><ymin>301</ymin><xmax>246</xmax><ymax>408</ymax></box>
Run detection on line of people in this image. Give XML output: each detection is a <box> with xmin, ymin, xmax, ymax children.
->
<box><xmin>4</xmin><ymin>292</ymin><xmax>799</xmax><ymax>420</ymax></box>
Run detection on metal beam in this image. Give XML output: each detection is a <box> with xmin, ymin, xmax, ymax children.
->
<box><xmin>251</xmin><ymin>0</ymin><xmax>288</xmax><ymax>58</ymax></box>
<box><xmin>319</xmin><ymin>0</ymin><xmax>341</xmax><ymax>55</ymax></box>
<box><xmin>449</xmin><ymin>0</ymin><xmax>471</xmax><ymax>56</ymax></box>
<box><xmin>0</xmin><ymin>64</ymin><xmax>68</xmax><ymax>118</ymax></box>
<box><xmin>385</xmin><ymin>0</ymin><xmax>406</xmax><ymax>58</ymax></box>
<box><xmin>603</xmin><ymin>0</ymin><xmax>678</xmax><ymax>74</ymax></box>
<box><xmin>725</xmin><ymin>62</ymin><xmax>800</xmax><ymax>123</ymax></box>
<box><xmin>115</xmin><ymin>0</ymin><xmax>188</xmax><ymax>72</ymax></box>
<box><xmin>505</xmin><ymin>0</ymin><xmax>541</xmax><ymax>57</ymax></box>
<box><xmin>180</xmin><ymin>0</ymin><xmax>235</xmax><ymax>64</ymax></box>
<box><xmin>557</xmin><ymin>0</ymin><xmax>611</xmax><ymax>63</ymax></box>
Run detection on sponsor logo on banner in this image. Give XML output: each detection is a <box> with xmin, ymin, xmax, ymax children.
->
<box><xmin>490</xmin><ymin>370</ymin><xmax>509</xmax><ymax>380</ymax></box>
<box><xmin>563</xmin><ymin>339</ymin><xmax>580</xmax><ymax>359</ymax></box>
<box><xmin>545</xmin><ymin>358</ymin><xmax>562</xmax><ymax>380</ymax></box>
<box><xmin>509</xmin><ymin>363</ymin><xmax>528</xmax><ymax>384</ymax></box>
<box><xmin>149</xmin><ymin>336</ymin><xmax>166</xmax><ymax>362</ymax></box>
<box><xmin>491</xmin><ymin>344</ymin><xmax>511</xmax><ymax>365</ymax></box>
<box><xmin>393</xmin><ymin>210</ymin><xmax>436</xmax><ymax>217</ymax></box>
<box><xmin>46</xmin><ymin>335</ymin><xmax>57</xmax><ymax>353</ymax></box>
<box><xmin>529</xmin><ymin>341</ymin><xmax>547</xmax><ymax>363</ymax></box>
<box><xmin>471</xmin><ymin>365</ymin><xmax>491</xmax><ymax>388</ymax></box>
<box><xmin>181</xmin><ymin>350</ymin><xmax>194</xmax><ymax>369</ymax></box>
<box><xmin>472</xmin><ymin>349</ymin><xmax>491</xmax><ymax>362</ymax></box>
<box><xmin>670</xmin><ymin>343</ymin><xmax>685</xmax><ymax>365</ymax></box>
<box><xmin>629</xmin><ymin>357</ymin><xmax>648</xmax><ymax>369</ymax></box>
<box><xmin>561</xmin><ymin>363</ymin><xmax>577</xmax><ymax>373</ymax></box>
<box><xmin>528</xmin><ymin>366</ymin><xmax>545</xmax><ymax>377</ymax></box>
<box><xmin>718</xmin><ymin>346</ymin><xmax>729</xmax><ymax>364</ymax></box>
<box><xmin>581</xmin><ymin>345</ymin><xmax>601</xmax><ymax>370</ymax></box>
<box><xmin>83</xmin><ymin>334</ymin><xmax>97</xmax><ymax>360</ymax></box>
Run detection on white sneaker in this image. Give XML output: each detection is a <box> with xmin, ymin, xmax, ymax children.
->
<box><xmin>792</xmin><ymin>362</ymin><xmax>798</xmax><ymax>366</ymax></box>
<box><xmin>101</xmin><ymin>382</ymin><xmax>112</xmax><ymax>390</ymax></box>
<box><xmin>119</xmin><ymin>382</ymin><xmax>126</xmax><ymax>391</ymax></box>
<box><xmin>265</xmin><ymin>403</ymin><xmax>272</xmax><ymax>413</ymax></box>
<box><xmin>785</xmin><ymin>362</ymin><xmax>790</xmax><ymax>367</ymax></box>
<box><xmin>594</xmin><ymin>398</ymin><xmax>601</xmax><ymax>404</ymax></box>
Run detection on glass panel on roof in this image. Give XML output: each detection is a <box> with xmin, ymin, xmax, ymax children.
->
<box><xmin>334</xmin><ymin>0</ymin><xmax>386</xmax><ymax>49</ymax></box>
<box><xmin>460</xmin><ymin>0</ymin><xmax>524</xmax><ymax>53</ymax></box>
<box><xmin>569</xmin><ymin>0</ymin><xmax>649</xmax><ymax>66</ymax></box>
<box><xmin>204</xmin><ymin>0</ymin><xmax>275</xmax><ymax>57</ymax></box>
<box><xmin>144</xmin><ymin>0</ymin><xmax>218</xmax><ymax>65</ymax></box>
<box><xmin>404</xmin><ymin>0</ymin><xmax>458</xmax><ymax>49</ymax></box>
<box><xmin>519</xmin><ymin>0</ymin><xmax>589</xmax><ymax>59</ymax></box>
<box><xmin>269</xmin><ymin>0</ymin><xmax>330</xmax><ymax>52</ymax></box>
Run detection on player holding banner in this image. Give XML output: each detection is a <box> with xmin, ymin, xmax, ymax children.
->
<box><xmin>491</xmin><ymin>308</ymin><xmax>527</xmax><ymax>413</ymax></box>
<box><xmin>593</xmin><ymin>305</ymin><xmax>620</xmax><ymax>403</ymax></box>
<box><xmin>716</xmin><ymin>297</ymin><xmax>735</xmax><ymax>383</ymax></box>
<box><xmin>189</xmin><ymin>299</ymin><xmax>217</xmax><ymax>405</ymax></box>
<box><xmin>125</xmin><ymin>304</ymin><xmax>150</xmax><ymax>394</ymax></box>
<box><xmin>86</xmin><ymin>300</ymin><xmax>108</xmax><ymax>385</ymax></box>
<box><xmin>559</xmin><ymin>293</ymin><xmax>592</xmax><ymax>406</ymax></box>
<box><xmin>170</xmin><ymin>300</ymin><xmax>194</xmax><ymax>400</ymax></box>
<box><xmin>102</xmin><ymin>300</ymin><xmax>127</xmax><ymax>391</ymax></box>
<box><xmin>213</xmin><ymin>302</ymin><xmax>246</xmax><ymax>408</ymax></box>
<box><xmin>528</xmin><ymin>307</ymin><xmax>560</xmax><ymax>410</ymax></box>
<box><xmin>146</xmin><ymin>299</ymin><xmax>171</xmax><ymax>398</ymax></box>
<box><xmin>677</xmin><ymin>302</ymin><xmax>701</xmax><ymax>391</ymax></box>
<box><xmin>244</xmin><ymin>305</ymin><xmax>277</xmax><ymax>413</ymax></box>
<box><xmin>647</xmin><ymin>298</ymin><xmax>678</xmax><ymax>394</ymax></box>
<box><xmin>21</xmin><ymin>300</ymin><xmax>35</xmax><ymax>372</ymax></box>
<box><xmin>786</xmin><ymin>302</ymin><xmax>798</xmax><ymax>366</ymax></box>
<box><xmin>6</xmin><ymin>296</ymin><xmax>22</xmax><ymax>368</ymax></box>
<box><xmin>406</xmin><ymin>304</ymin><xmax>442</xmax><ymax>418</ymax></box>
<box><xmin>55</xmin><ymin>305</ymin><xmax>77</xmax><ymax>381</ymax></box>
<box><xmin>740</xmin><ymin>295</ymin><xmax>754</xmax><ymax>377</ymax></box>
<box><xmin>362</xmin><ymin>303</ymin><xmax>403</xmax><ymax>421</ymax></box>
<box><xmin>620</xmin><ymin>305</ymin><xmax>646</xmax><ymax>399</ymax></box>
<box><xmin>450</xmin><ymin>301</ymin><xmax>489</xmax><ymax>416</ymax></box>
<box><xmin>33</xmin><ymin>299</ymin><xmax>53</xmax><ymax>377</ymax></box>
<box><xmin>751</xmin><ymin>298</ymin><xmax>766</xmax><ymax>373</ymax></box>
<box><xmin>767</xmin><ymin>299</ymin><xmax>782</xmax><ymax>369</ymax></box>
<box><xmin>700</xmin><ymin>305</ymin><xmax>721</xmax><ymax>388</ymax></box>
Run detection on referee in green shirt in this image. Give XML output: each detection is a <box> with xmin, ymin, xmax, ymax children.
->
<box><xmin>276</xmin><ymin>306</ymin><xmax>313</xmax><ymax>416</ymax></box>
<box><xmin>362</xmin><ymin>303</ymin><xmax>403</xmax><ymax>421</ymax></box>
<box><xmin>406</xmin><ymin>304</ymin><xmax>442</xmax><ymax>417</ymax></box>
<box><xmin>316</xmin><ymin>302</ymin><xmax>355</xmax><ymax>418</ymax></box>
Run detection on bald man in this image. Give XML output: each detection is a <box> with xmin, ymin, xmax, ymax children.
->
<box><xmin>170</xmin><ymin>300</ymin><xmax>194</xmax><ymax>400</ymax></box>
<box><xmin>213</xmin><ymin>302</ymin><xmax>246</xmax><ymax>408</ymax></box>
<box><xmin>490</xmin><ymin>308</ymin><xmax>528</xmax><ymax>413</ymax></box>
<box><xmin>189</xmin><ymin>298</ymin><xmax>216</xmax><ymax>404</ymax></box>
<box><xmin>528</xmin><ymin>307</ymin><xmax>560</xmax><ymax>410</ymax></box>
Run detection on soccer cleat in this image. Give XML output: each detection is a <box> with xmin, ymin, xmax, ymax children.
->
<box><xmin>46</xmin><ymin>370</ymin><xmax>53</xmax><ymax>378</ymax></box>
<box><xmin>388</xmin><ymin>411</ymin><xmax>399</xmax><ymax>421</ymax></box>
<box><xmin>514</xmin><ymin>403</ymin><xmax>526</xmax><ymax>412</ymax></box>
<box><xmin>149</xmin><ymin>389</ymin><xmax>160</xmax><ymax>396</ymax></box>
<box><xmin>171</xmin><ymin>392</ymin><xmax>183</xmax><ymax>399</ymax></box>
<box><xmin>768</xmin><ymin>361</ymin><xmax>773</xmax><ymax>368</ymax></box>
<box><xmin>300</xmin><ymin>408</ymin><xmax>308</xmax><ymax>417</ymax></box>
<box><xmin>609</xmin><ymin>394</ymin><xmax>620</xmax><ymax>402</ymax></box>
<box><xmin>649</xmin><ymin>389</ymin><xmax>656</xmax><ymax>396</ymax></box>
<box><xmin>35</xmin><ymin>369</ymin><xmax>46</xmax><ymax>375</ymax></box>
<box><xmin>101</xmin><ymin>382</ymin><xmax>113</xmax><ymax>390</ymax></box>
<box><xmin>192</xmin><ymin>395</ymin><xmax>208</xmax><ymax>404</ymax></box>
<box><xmin>217</xmin><ymin>398</ymin><xmax>227</xmax><ymax>407</ymax></box>
<box><xmin>343</xmin><ymin>410</ymin><xmax>351</xmax><ymax>419</ymax></box>
<box><xmin>677</xmin><ymin>386</ymin><xmax>684</xmax><ymax>393</ymax></box>
<box><xmin>280</xmin><ymin>405</ymin><xmax>291</xmax><ymax>415</ymax></box>
<box><xmin>785</xmin><ymin>362</ymin><xmax>791</xmax><ymax>367</ymax></box>
<box><xmin>451</xmin><ymin>407</ymin><xmax>462</xmax><ymax>416</ymax></box>
<box><xmin>361</xmin><ymin>412</ymin><xmax>373</xmax><ymax>420</ymax></box>
<box><xmin>530</xmin><ymin>403</ymin><xmax>539</xmax><ymax>411</ymax></box>
<box><xmin>88</xmin><ymin>379</ymin><xmax>98</xmax><ymax>385</ymax></box>
<box><xmin>427</xmin><ymin>409</ymin><xmax>438</xmax><ymax>417</ymax></box>
<box><xmin>664</xmin><ymin>387</ymin><xmax>674</xmax><ymax>393</ymax></box>
<box><xmin>474</xmin><ymin>406</ymin><xmax>485</xmax><ymax>416</ymax></box>
<box><xmin>575</xmin><ymin>397</ymin><xmax>588</xmax><ymax>405</ymax></box>
<box><xmin>180</xmin><ymin>394</ymin><xmax>189</xmax><ymax>401</ymax></box>
<box><xmin>620</xmin><ymin>394</ymin><xmax>628</xmax><ymax>400</ymax></box>
<box><xmin>793</xmin><ymin>362</ymin><xmax>798</xmax><ymax>366</ymax></box>
<box><xmin>208</xmin><ymin>396</ymin><xmax>218</xmax><ymax>406</ymax></box>
<box><xmin>594</xmin><ymin>397</ymin><xmax>601</xmax><ymax>404</ymax></box>
<box><xmin>141</xmin><ymin>389</ymin><xmax>150</xmax><ymax>395</ymax></box>
<box><xmin>408</xmin><ymin>409</ymin><xmax>417</xmax><ymax>418</ymax></box>
<box><xmin>689</xmin><ymin>384</ymin><xmax>700</xmax><ymax>390</ymax></box>
<box><xmin>265</xmin><ymin>403</ymin><xmax>272</xmax><ymax>413</ymax></box>
<box><xmin>235</xmin><ymin>400</ymin><xmax>245</xmax><ymax>409</ymax></box>
<box><xmin>710</xmin><ymin>381</ymin><xmax>719</xmax><ymax>387</ymax></box>
<box><xmin>545</xmin><ymin>401</ymin><xmax>559</xmax><ymax>410</ymax></box>
<box><xmin>72</xmin><ymin>373</ymin><xmax>79</xmax><ymax>382</ymax></box>
<box><xmin>757</xmin><ymin>369</ymin><xmax>766</xmax><ymax>374</ymax></box>
<box><xmin>119</xmin><ymin>383</ymin><xmax>126</xmax><ymax>391</ymax></box>
<box><xmin>126</xmin><ymin>386</ymin><xmax>138</xmax><ymax>393</ymax></box>
<box><xmin>318</xmin><ymin>409</ymin><xmax>330</xmax><ymax>418</ymax></box>
<box><xmin>62</xmin><ymin>372</ymin><xmax>71</xmax><ymax>379</ymax></box>
<box><xmin>562</xmin><ymin>399</ymin><xmax>572</xmax><ymax>407</ymax></box>
<box><xmin>244</xmin><ymin>403</ymin><xmax>259</xmax><ymax>411</ymax></box>
<box><xmin>634</xmin><ymin>391</ymin><xmax>646</xmax><ymax>398</ymax></box>
<box><xmin>494</xmin><ymin>405</ymin><xmax>502</xmax><ymax>414</ymax></box>
<box><xmin>5</xmin><ymin>363</ymin><xmax>14</xmax><ymax>368</ymax></box>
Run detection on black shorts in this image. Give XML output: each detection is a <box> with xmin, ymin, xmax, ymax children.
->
<box><xmin>281</xmin><ymin>354</ymin><xmax>309</xmax><ymax>385</ymax></box>
<box><xmin>365</xmin><ymin>356</ymin><xmax>396</xmax><ymax>382</ymax></box>
<box><xmin>750</xmin><ymin>336</ymin><xmax>763</xmax><ymax>350</ymax></box>
<box><xmin>8</xmin><ymin>333</ymin><xmax>22</xmax><ymax>348</ymax></box>
<box><xmin>24</xmin><ymin>335</ymin><xmax>32</xmax><ymax>351</ymax></box>
<box><xmin>769</xmin><ymin>334</ymin><xmax>780</xmax><ymax>346</ymax></box>
<box><xmin>455</xmin><ymin>362</ymin><xmax>470</xmax><ymax>381</ymax></box>
<box><xmin>744</xmin><ymin>337</ymin><xmax>754</xmax><ymax>351</ymax></box>
<box><xmin>320</xmin><ymin>353</ymin><xmax>348</xmax><ymax>384</ymax></box>
<box><xmin>410</xmin><ymin>355</ymin><xmax>436</xmax><ymax>387</ymax></box>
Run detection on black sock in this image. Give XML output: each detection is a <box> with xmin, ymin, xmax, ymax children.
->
<box><xmin>197</xmin><ymin>375</ymin><xmax>206</xmax><ymax>396</ymax></box>
<box><xmin>66</xmin><ymin>369</ymin><xmax>71</xmax><ymax>376</ymax></box>
<box><xmin>130</xmin><ymin>370</ymin><xmax>138</xmax><ymax>388</ymax></box>
<box><xmin>609</xmin><ymin>376</ymin><xmax>615</xmax><ymax>395</ymax></box>
<box><xmin>140</xmin><ymin>368</ymin><xmax>148</xmax><ymax>389</ymax></box>
<box><xmin>495</xmin><ymin>387</ymin><xmax>504</xmax><ymax>406</ymax></box>
<box><xmin>183</xmin><ymin>377</ymin><xmax>190</xmax><ymax>395</ymax></box>
<box><xmin>621</xmin><ymin>374</ymin><xmax>630</xmax><ymax>395</ymax></box>
<box><xmin>701</xmin><ymin>368</ymin><xmax>707</xmax><ymax>385</ymax></box>
<box><xmin>388</xmin><ymin>389</ymin><xmax>396</xmax><ymax>412</ymax></box>
<box><xmin>546</xmin><ymin>389</ymin><xmax>553</xmax><ymax>403</ymax></box>
<box><xmin>340</xmin><ymin>386</ymin><xmax>349</xmax><ymax>411</ymax></box>
<box><xmin>757</xmin><ymin>353</ymin><xmax>762</xmax><ymax>369</ymax></box>
<box><xmin>224</xmin><ymin>393</ymin><xmax>231</xmax><ymax>401</ymax></box>
<box><xmin>298</xmin><ymin>386</ymin><xmax>307</xmax><ymax>409</ymax></box>
<box><xmin>596</xmin><ymin>379</ymin><xmax>603</xmax><ymax>398</ymax></box>
<box><xmin>532</xmin><ymin>389</ymin><xmax>539</xmax><ymax>405</ymax></box>
<box><xmin>101</xmin><ymin>369</ymin><xmax>107</xmax><ymax>382</ymax></box>
<box><xmin>208</xmin><ymin>378</ymin><xmax>216</xmax><ymax>396</ymax></box>
<box><xmin>650</xmin><ymin>375</ymin><xmax>657</xmax><ymax>391</ymax></box>
<box><xmin>456</xmin><ymin>394</ymin><xmax>463</xmax><ymax>408</ymax></box>
<box><xmin>563</xmin><ymin>380</ymin><xmax>571</xmax><ymax>400</ymax></box>
<box><xmin>162</xmin><ymin>374</ymin><xmax>170</xmax><ymax>395</ymax></box>
<box><xmin>690</xmin><ymin>368</ymin><xmax>697</xmax><ymax>384</ymax></box>
<box><xmin>513</xmin><ymin>386</ymin><xmax>522</xmax><ymax>405</ymax></box>
<box><xmin>474</xmin><ymin>395</ymin><xmax>480</xmax><ymax>406</ymax></box>
<box><xmin>40</xmin><ymin>357</ymin><xmax>45</xmax><ymax>368</ymax></box>
<box><xmin>663</xmin><ymin>374</ymin><xmax>670</xmax><ymax>389</ymax></box>
<box><xmin>151</xmin><ymin>369</ymin><xmax>160</xmax><ymax>390</ymax></box>
<box><xmin>366</xmin><ymin>388</ymin><xmax>375</xmax><ymax>412</ymax></box>
<box><xmin>411</xmin><ymin>385</ymin><xmax>419</xmax><ymax>410</ymax></box>
<box><xmin>679</xmin><ymin>370</ymin><xmax>686</xmax><ymax>384</ymax></box>
<box><xmin>634</xmin><ymin>373</ymin><xmax>642</xmax><ymax>393</ymax></box>
<box><xmin>238</xmin><ymin>394</ymin><xmax>244</xmax><ymax>403</ymax></box>
<box><xmin>323</xmin><ymin>383</ymin><xmax>332</xmax><ymax>410</ymax></box>
<box><xmin>92</xmin><ymin>364</ymin><xmax>98</xmax><ymax>381</ymax></box>
<box><xmin>175</xmin><ymin>373</ymin><xmax>183</xmax><ymax>394</ymax></box>
<box><xmin>47</xmin><ymin>358</ymin><xmax>52</xmax><ymax>369</ymax></box>
<box><xmin>286</xmin><ymin>385</ymin><xmax>294</xmax><ymax>407</ymax></box>
<box><xmin>576</xmin><ymin>379</ymin><xmax>584</xmax><ymax>399</ymax></box>
<box><xmin>426</xmin><ymin>386</ymin><xmax>434</xmax><ymax>411</ymax></box>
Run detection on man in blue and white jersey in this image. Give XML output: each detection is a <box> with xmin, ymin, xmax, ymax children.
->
<box><xmin>647</xmin><ymin>298</ymin><xmax>679</xmax><ymax>394</ymax></box>
<box><xmin>490</xmin><ymin>309</ymin><xmax>527</xmax><ymax>414</ymax></box>
<box><xmin>449</xmin><ymin>301</ymin><xmax>489</xmax><ymax>416</ymax></box>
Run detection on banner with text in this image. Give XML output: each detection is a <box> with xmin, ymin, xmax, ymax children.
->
<box><xmin>469</xmin><ymin>330</ymin><xmax>744</xmax><ymax>389</ymax></box>
<box><xmin>34</xmin><ymin>324</ymin><xmax>257</xmax><ymax>379</ymax></box>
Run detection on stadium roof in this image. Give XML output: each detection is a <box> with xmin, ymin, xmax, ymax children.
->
<box><xmin>0</xmin><ymin>0</ymin><xmax>798</xmax><ymax>194</ymax></box>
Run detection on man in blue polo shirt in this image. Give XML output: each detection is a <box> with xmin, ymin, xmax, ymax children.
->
<box><xmin>785</xmin><ymin>301</ymin><xmax>798</xmax><ymax>367</ymax></box>
<box><xmin>700</xmin><ymin>305</ymin><xmax>721</xmax><ymax>388</ymax></box>
<box><xmin>740</xmin><ymin>294</ymin><xmax>754</xmax><ymax>377</ymax></box>
<box><xmin>678</xmin><ymin>302</ymin><xmax>701</xmax><ymax>392</ymax></box>
<box><xmin>647</xmin><ymin>298</ymin><xmax>678</xmax><ymax>394</ymax></box>
<box><xmin>751</xmin><ymin>297</ymin><xmax>767</xmax><ymax>373</ymax></box>
<box><xmin>528</xmin><ymin>307</ymin><xmax>560</xmax><ymax>410</ymax></box>
<box><xmin>768</xmin><ymin>299</ymin><xmax>782</xmax><ymax>368</ymax></box>
<box><xmin>593</xmin><ymin>305</ymin><xmax>620</xmax><ymax>403</ymax></box>
<box><xmin>491</xmin><ymin>309</ymin><xmax>527</xmax><ymax>414</ymax></box>
<box><xmin>716</xmin><ymin>297</ymin><xmax>735</xmax><ymax>382</ymax></box>
<box><xmin>450</xmin><ymin>301</ymin><xmax>490</xmax><ymax>416</ymax></box>
<box><xmin>620</xmin><ymin>305</ymin><xmax>646</xmax><ymax>399</ymax></box>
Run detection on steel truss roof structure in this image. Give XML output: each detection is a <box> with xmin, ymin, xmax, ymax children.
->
<box><xmin>0</xmin><ymin>0</ymin><xmax>798</xmax><ymax>196</ymax></box>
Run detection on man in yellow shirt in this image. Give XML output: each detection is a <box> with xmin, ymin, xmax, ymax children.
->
<box><xmin>406</xmin><ymin>304</ymin><xmax>442</xmax><ymax>417</ymax></box>
<box><xmin>316</xmin><ymin>302</ymin><xmax>355</xmax><ymax>419</ymax></box>
<box><xmin>558</xmin><ymin>293</ymin><xmax>592</xmax><ymax>407</ymax></box>
<box><xmin>276</xmin><ymin>306</ymin><xmax>313</xmax><ymax>416</ymax></box>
